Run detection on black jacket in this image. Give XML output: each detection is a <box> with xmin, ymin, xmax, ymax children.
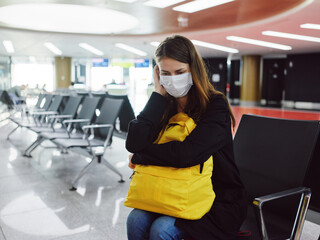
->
<box><xmin>126</xmin><ymin>92</ymin><xmax>247</xmax><ymax>240</ymax></box>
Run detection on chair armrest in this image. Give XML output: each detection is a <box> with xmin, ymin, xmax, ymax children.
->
<box><xmin>253</xmin><ymin>187</ymin><xmax>311</xmax><ymax>240</ymax></box>
<box><xmin>63</xmin><ymin>119</ymin><xmax>90</xmax><ymax>124</ymax></box>
<box><xmin>81</xmin><ymin>124</ymin><xmax>114</xmax><ymax>152</ymax></box>
<box><xmin>62</xmin><ymin>119</ymin><xmax>91</xmax><ymax>135</ymax></box>
<box><xmin>253</xmin><ymin>187</ymin><xmax>311</xmax><ymax>207</ymax></box>
<box><xmin>82</xmin><ymin>124</ymin><xmax>113</xmax><ymax>130</ymax></box>
<box><xmin>47</xmin><ymin>114</ymin><xmax>72</xmax><ymax>120</ymax></box>
<box><xmin>30</xmin><ymin>111</ymin><xmax>58</xmax><ymax>116</ymax></box>
<box><xmin>30</xmin><ymin>109</ymin><xmax>45</xmax><ymax>113</ymax></box>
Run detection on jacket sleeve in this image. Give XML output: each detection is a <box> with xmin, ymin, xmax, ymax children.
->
<box><xmin>130</xmin><ymin>94</ymin><xmax>231</xmax><ymax>168</ymax></box>
<box><xmin>126</xmin><ymin>92</ymin><xmax>169</xmax><ymax>153</ymax></box>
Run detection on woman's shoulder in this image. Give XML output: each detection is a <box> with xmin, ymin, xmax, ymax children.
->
<box><xmin>208</xmin><ymin>93</ymin><xmax>229</xmax><ymax>108</ymax></box>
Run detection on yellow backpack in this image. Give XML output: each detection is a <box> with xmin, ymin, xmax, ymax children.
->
<box><xmin>124</xmin><ymin>112</ymin><xmax>215</xmax><ymax>220</ymax></box>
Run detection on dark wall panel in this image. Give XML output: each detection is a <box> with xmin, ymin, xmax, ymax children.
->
<box><xmin>203</xmin><ymin>58</ymin><xmax>227</xmax><ymax>94</ymax></box>
<box><xmin>229</xmin><ymin>60</ymin><xmax>241</xmax><ymax>100</ymax></box>
<box><xmin>262</xmin><ymin>58</ymin><xmax>286</xmax><ymax>106</ymax></box>
<box><xmin>285</xmin><ymin>53</ymin><xmax>320</xmax><ymax>102</ymax></box>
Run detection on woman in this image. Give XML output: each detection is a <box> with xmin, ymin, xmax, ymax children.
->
<box><xmin>126</xmin><ymin>35</ymin><xmax>247</xmax><ymax>240</ymax></box>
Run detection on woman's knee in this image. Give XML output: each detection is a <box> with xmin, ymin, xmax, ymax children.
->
<box><xmin>127</xmin><ymin>209</ymin><xmax>159</xmax><ymax>240</ymax></box>
<box><xmin>149</xmin><ymin>216</ymin><xmax>185</xmax><ymax>240</ymax></box>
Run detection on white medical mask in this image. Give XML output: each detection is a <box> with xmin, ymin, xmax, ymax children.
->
<box><xmin>159</xmin><ymin>72</ymin><xmax>193</xmax><ymax>98</ymax></box>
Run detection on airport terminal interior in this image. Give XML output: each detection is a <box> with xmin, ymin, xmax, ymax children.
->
<box><xmin>0</xmin><ymin>0</ymin><xmax>320</xmax><ymax>239</ymax></box>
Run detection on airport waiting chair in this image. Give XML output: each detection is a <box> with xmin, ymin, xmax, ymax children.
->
<box><xmin>26</xmin><ymin>96</ymin><xmax>83</xmax><ymax>133</ymax></box>
<box><xmin>8</xmin><ymin>93</ymin><xmax>52</xmax><ymax>124</ymax></box>
<box><xmin>28</xmin><ymin>95</ymin><xmax>65</xmax><ymax>126</ymax></box>
<box><xmin>22</xmin><ymin>96</ymin><xmax>83</xmax><ymax>156</ymax></box>
<box><xmin>105</xmin><ymin>93</ymin><xmax>135</xmax><ymax>133</ymax></box>
<box><xmin>51</xmin><ymin>97</ymin><xmax>124</xmax><ymax>190</ymax></box>
<box><xmin>234</xmin><ymin>114</ymin><xmax>320</xmax><ymax>240</ymax></box>
<box><xmin>7</xmin><ymin>94</ymin><xmax>56</xmax><ymax>139</ymax></box>
<box><xmin>23</xmin><ymin>96</ymin><xmax>101</xmax><ymax>157</ymax></box>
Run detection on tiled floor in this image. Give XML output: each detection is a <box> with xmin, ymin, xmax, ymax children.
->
<box><xmin>0</xmin><ymin>119</ymin><xmax>133</xmax><ymax>240</ymax></box>
<box><xmin>0</xmin><ymin>108</ymin><xmax>320</xmax><ymax>240</ymax></box>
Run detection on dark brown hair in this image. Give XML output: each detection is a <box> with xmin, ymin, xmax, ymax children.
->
<box><xmin>155</xmin><ymin>35</ymin><xmax>235</xmax><ymax>129</ymax></box>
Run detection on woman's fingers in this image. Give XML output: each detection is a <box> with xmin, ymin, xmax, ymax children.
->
<box><xmin>153</xmin><ymin>65</ymin><xmax>167</xmax><ymax>96</ymax></box>
<box><xmin>128</xmin><ymin>154</ymin><xmax>136</xmax><ymax>169</ymax></box>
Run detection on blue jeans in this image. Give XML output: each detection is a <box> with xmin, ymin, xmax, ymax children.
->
<box><xmin>127</xmin><ymin>209</ymin><xmax>190</xmax><ymax>240</ymax></box>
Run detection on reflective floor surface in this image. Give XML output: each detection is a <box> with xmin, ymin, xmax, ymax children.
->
<box><xmin>0</xmin><ymin>111</ymin><xmax>319</xmax><ymax>240</ymax></box>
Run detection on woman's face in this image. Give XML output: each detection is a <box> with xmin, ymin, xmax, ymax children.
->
<box><xmin>158</xmin><ymin>57</ymin><xmax>190</xmax><ymax>76</ymax></box>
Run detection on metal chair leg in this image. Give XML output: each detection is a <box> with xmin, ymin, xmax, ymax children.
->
<box><xmin>70</xmin><ymin>156</ymin><xmax>98</xmax><ymax>191</ymax></box>
<box><xmin>7</xmin><ymin>125</ymin><xmax>19</xmax><ymax>140</ymax></box>
<box><xmin>23</xmin><ymin>136</ymin><xmax>44</xmax><ymax>157</ymax></box>
<box><xmin>101</xmin><ymin>156</ymin><xmax>125</xmax><ymax>183</ymax></box>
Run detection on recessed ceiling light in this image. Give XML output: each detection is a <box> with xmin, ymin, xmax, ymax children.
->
<box><xmin>115</xmin><ymin>43</ymin><xmax>147</xmax><ymax>56</ymax></box>
<box><xmin>150</xmin><ymin>42</ymin><xmax>160</xmax><ymax>47</ymax></box>
<box><xmin>300</xmin><ymin>23</ymin><xmax>320</xmax><ymax>30</ymax></box>
<box><xmin>173</xmin><ymin>0</ymin><xmax>234</xmax><ymax>13</ymax></box>
<box><xmin>0</xmin><ymin>3</ymin><xmax>139</xmax><ymax>34</ymax></box>
<box><xmin>3</xmin><ymin>40</ymin><xmax>14</xmax><ymax>53</ymax></box>
<box><xmin>144</xmin><ymin>0</ymin><xmax>186</xmax><ymax>8</ymax></box>
<box><xmin>226</xmin><ymin>36</ymin><xmax>292</xmax><ymax>50</ymax></box>
<box><xmin>44</xmin><ymin>42</ymin><xmax>62</xmax><ymax>55</ymax></box>
<box><xmin>79</xmin><ymin>43</ymin><xmax>104</xmax><ymax>56</ymax></box>
<box><xmin>262</xmin><ymin>31</ymin><xmax>320</xmax><ymax>42</ymax></box>
<box><xmin>192</xmin><ymin>40</ymin><xmax>239</xmax><ymax>53</ymax></box>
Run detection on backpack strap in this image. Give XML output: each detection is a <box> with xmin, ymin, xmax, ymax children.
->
<box><xmin>200</xmin><ymin>163</ymin><xmax>204</xmax><ymax>174</ymax></box>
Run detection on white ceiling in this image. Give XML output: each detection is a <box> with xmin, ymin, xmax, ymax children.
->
<box><xmin>0</xmin><ymin>0</ymin><xmax>319</xmax><ymax>60</ymax></box>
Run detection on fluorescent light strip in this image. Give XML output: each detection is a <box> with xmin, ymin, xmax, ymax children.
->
<box><xmin>173</xmin><ymin>0</ymin><xmax>234</xmax><ymax>13</ymax></box>
<box><xmin>44</xmin><ymin>42</ymin><xmax>62</xmax><ymax>55</ymax></box>
<box><xmin>226</xmin><ymin>36</ymin><xmax>292</xmax><ymax>50</ymax></box>
<box><xmin>3</xmin><ymin>40</ymin><xmax>15</xmax><ymax>53</ymax></box>
<box><xmin>192</xmin><ymin>40</ymin><xmax>239</xmax><ymax>53</ymax></box>
<box><xmin>113</xmin><ymin>0</ymin><xmax>138</xmax><ymax>3</ymax></box>
<box><xmin>144</xmin><ymin>0</ymin><xmax>186</xmax><ymax>8</ymax></box>
<box><xmin>300</xmin><ymin>23</ymin><xmax>320</xmax><ymax>30</ymax></box>
<box><xmin>263</xmin><ymin>31</ymin><xmax>320</xmax><ymax>43</ymax></box>
<box><xmin>79</xmin><ymin>43</ymin><xmax>103</xmax><ymax>56</ymax></box>
<box><xmin>150</xmin><ymin>42</ymin><xmax>160</xmax><ymax>47</ymax></box>
<box><xmin>115</xmin><ymin>43</ymin><xmax>147</xmax><ymax>56</ymax></box>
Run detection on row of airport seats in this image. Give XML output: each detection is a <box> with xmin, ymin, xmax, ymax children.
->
<box><xmin>6</xmin><ymin>90</ymin><xmax>136</xmax><ymax>190</ymax></box>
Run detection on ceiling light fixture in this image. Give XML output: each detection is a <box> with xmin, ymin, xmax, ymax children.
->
<box><xmin>262</xmin><ymin>31</ymin><xmax>320</xmax><ymax>42</ymax></box>
<box><xmin>300</xmin><ymin>23</ymin><xmax>320</xmax><ymax>30</ymax></box>
<box><xmin>192</xmin><ymin>40</ymin><xmax>239</xmax><ymax>53</ymax></box>
<box><xmin>226</xmin><ymin>36</ymin><xmax>292</xmax><ymax>50</ymax></box>
<box><xmin>113</xmin><ymin>0</ymin><xmax>138</xmax><ymax>3</ymax></box>
<box><xmin>115</xmin><ymin>43</ymin><xmax>147</xmax><ymax>56</ymax></box>
<box><xmin>44</xmin><ymin>42</ymin><xmax>62</xmax><ymax>55</ymax></box>
<box><xmin>79</xmin><ymin>43</ymin><xmax>104</xmax><ymax>56</ymax></box>
<box><xmin>0</xmin><ymin>4</ymin><xmax>139</xmax><ymax>34</ymax></box>
<box><xmin>144</xmin><ymin>0</ymin><xmax>186</xmax><ymax>8</ymax></box>
<box><xmin>150</xmin><ymin>42</ymin><xmax>160</xmax><ymax>47</ymax></box>
<box><xmin>3</xmin><ymin>40</ymin><xmax>15</xmax><ymax>53</ymax></box>
<box><xmin>173</xmin><ymin>0</ymin><xmax>234</xmax><ymax>13</ymax></box>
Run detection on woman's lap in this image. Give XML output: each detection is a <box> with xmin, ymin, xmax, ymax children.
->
<box><xmin>127</xmin><ymin>209</ymin><xmax>189</xmax><ymax>240</ymax></box>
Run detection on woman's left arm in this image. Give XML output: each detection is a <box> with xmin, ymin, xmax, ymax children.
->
<box><xmin>131</xmin><ymin>95</ymin><xmax>230</xmax><ymax>168</ymax></box>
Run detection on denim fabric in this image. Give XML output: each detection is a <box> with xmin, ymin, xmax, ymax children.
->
<box><xmin>127</xmin><ymin>209</ymin><xmax>189</xmax><ymax>240</ymax></box>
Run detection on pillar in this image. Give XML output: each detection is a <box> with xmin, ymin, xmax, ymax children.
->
<box><xmin>240</xmin><ymin>55</ymin><xmax>261</xmax><ymax>106</ymax></box>
<box><xmin>55</xmin><ymin>57</ymin><xmax>71</xmax><ymax>89</ymax></box>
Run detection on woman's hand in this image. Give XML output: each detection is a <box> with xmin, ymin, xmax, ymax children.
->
<box><xmin>153</xmin><ymin>65</ymin><xmax>167</xmax><ymax>96</ymax></box>
<box><xmin>128</xmin><ymin>153</ymin><xmax>136</xmax><ymax>169</ymax></box>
